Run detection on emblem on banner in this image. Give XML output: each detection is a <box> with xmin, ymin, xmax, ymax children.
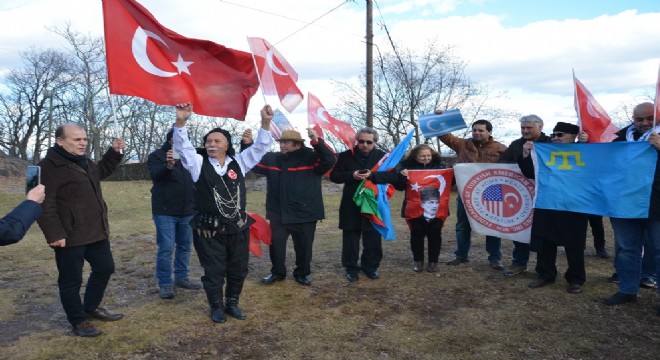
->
<box><xmin>461</xmin><ymin>168</ymin><xmax>535</xmax><ymax>234</ymax></box>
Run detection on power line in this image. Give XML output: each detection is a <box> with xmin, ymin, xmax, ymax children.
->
<box><xmin>218</xmin><ymin>0</ymin><xmax>357</xmax><ymax>45</ymax></box>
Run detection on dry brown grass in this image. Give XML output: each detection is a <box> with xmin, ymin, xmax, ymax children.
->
<box><xmin>0</xmin><ymin>180</ymin><xmax>658</xmax><ymax>360</ymax></box>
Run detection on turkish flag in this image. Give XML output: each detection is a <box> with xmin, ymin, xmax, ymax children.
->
<box><xmin>246</xmin><ymin>212</ymin><xmax>271</xmax><ymax>257</ymax></box>
<box><xmin>102</xmin><ymin>0</ymin><xmax>259</xmax><ymax>120</ymax></box>
<box><xmin>307</xmin><ymin>92</ymin><xmax>356</xmax><ymax>152</ymax></box>
<box><xmin>247</xmin><ymin>37</ymin><xmax>303</xmax><ymax>113</ymax></box>
<box><xmin>573</xmin><ymin>75</ymin><xmax>619</xmax><ymax>143</ymax></box>
<box><xmin>404</xmin><ymin>169</ymin><xmax>453</xmax><ymax>221</ymax></box>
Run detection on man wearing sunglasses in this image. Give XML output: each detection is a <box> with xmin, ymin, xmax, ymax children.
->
<box><xmin>330</xmin><ymin>128</ymin><xmax>399</xmax><ymax>282</ymax></box>
<box><xmin>519</xmin><ymin>122</ymin><xmax>590</xmax><ymax>294</ymax></box>
<box><xmin>603</xmin><ymin>102</ymin><xmax>660</xmax><ymax>311</ymax></box>
<box><xmin>500</xmin><ymin>114</ymin><xmax>551</xmax><ymax>277</ymax></box>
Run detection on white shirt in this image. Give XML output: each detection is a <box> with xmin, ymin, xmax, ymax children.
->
<box><xmin>172</xmin><ymin>126</ymin><xmax>273</xmax><ymax>182</ymax></box>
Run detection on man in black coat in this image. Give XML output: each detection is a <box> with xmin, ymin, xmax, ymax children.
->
<box><xmin>252</xmin><ymin>129</ymin><xmax>336</xmax><ymax>286</ymax></box>
<box><xmin>330</xmin><ymin>127</ymin><xmax>399</xmax><ymax>282</ymax></box>
<box><xmin>499</xmin><ymin>114</ymin><xmax>551</xmax><ymax>277</ymax></box>
<box><xmin>519</xmin><ymin>122</ymin><xmax>589</xmax><ymax>294</ymax></box>
<box><xmin>147</xmin><ymin>130</ymin><xmax>201</xmax><ymax>299</ymax></box>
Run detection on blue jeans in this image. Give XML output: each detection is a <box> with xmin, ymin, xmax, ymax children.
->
<box><xmin>611</xmin><ymin>218</ymin><xmax>660</xmax><ymax>295</ymax></box>
<box><xmin>454</xmin><ymin>196</ymin><xmax>502</xmax><ymax>261</ymax></box>
<box><xmin>153</xmin><ymin>214</ymin><xmax>194</xmax><ymax>287</ymax></box>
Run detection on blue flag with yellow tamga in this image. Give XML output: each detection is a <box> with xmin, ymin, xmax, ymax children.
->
<box><xmin>532</xmin><ymin>142</ymin><xmax>657</xmax><ymax>218</ymax></box>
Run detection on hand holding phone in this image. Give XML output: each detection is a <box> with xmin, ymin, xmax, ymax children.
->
<box><xmin>25</xmin><ymin>165</ymin><xmax>41</xmax><ymax>194</ymax></box>
<box><xmin>358</xmin><ymin>169</ymin><xmax>369</xmax><ymax>174</ymax></box>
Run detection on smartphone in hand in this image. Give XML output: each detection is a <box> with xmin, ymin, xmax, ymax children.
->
<box><xmin>358</xmin><ymin>169</ymin><xmax>369</xmax><ymax>174</ymax></box>
<box><xmin>26</xmin><ymin>165</ymin><xmax>40</xmax><ymax>194</ymax></box>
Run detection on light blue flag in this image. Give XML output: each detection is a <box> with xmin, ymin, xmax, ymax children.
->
<box><xmin>373</xmin><ymin>129</ymin><xmax>415</xmax><ymax>240</ymax></box>
<box><xmin>533</xmin><ymin>142</ymin><xmax>658</xmax><ymax>218</ymax></box>
<box><xmin>419</xmin><ymin>110</ymin><xmax>467</xmax><ymax>138</ymax></box>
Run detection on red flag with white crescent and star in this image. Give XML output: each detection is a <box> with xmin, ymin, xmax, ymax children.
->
<box><xmin>404</xmin><ymin>169</ymin><xmax>453</xmax><ymax>220</ymax></box>
<box><xmin>247</xmin><ymin>37</ymin><xmax>303</xmax><ymax>113</ymax></box>
<box><xmin>102</xmin><ymin>0</ymin><xmax>259</xmax><ymax>120</ymax></box>
<box><xmin>307</xmin><ymin>92</ymin><xmax>356</xmax><ymax>152</ymax></box>
<box><xmin>573</xmin><ymin>74</ymin><xmax>619</xmax><ymax>143</ymax></box>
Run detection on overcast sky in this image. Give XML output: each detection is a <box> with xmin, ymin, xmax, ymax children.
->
<box><xmin>1</xmin><ymin>0</ymin><xmax>659</xmax><ymax>140</ymax></box>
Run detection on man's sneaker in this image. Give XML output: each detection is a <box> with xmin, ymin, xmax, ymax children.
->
<box><xmin>175</xmin><ymin>278</ymin><xmax>202</xmax><ymax>290</ymax></box>
<box><xmin>446</xmin><ymin>258</ymin><xmax>468</xmax><ymax>266</ymax></box>
<box><xmin>503</xmin><ymin>264</ymin><xmax>526</xmax><ymax>277</ymax></box>
<box><xmin>640</xmin><ymin>277</ymin><xmax>657</xmax><ymax>289</ymax></box>
<box><xmin>159</xmin><ymin>285</ymin><xmax>175</xmax><ymax>299</ymax></box>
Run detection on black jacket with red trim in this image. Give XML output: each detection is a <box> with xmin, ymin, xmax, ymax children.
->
<box><xmin>252</xmin><ymin>138</ymin><xmax>336</xmax><ymax>224</ymax></box>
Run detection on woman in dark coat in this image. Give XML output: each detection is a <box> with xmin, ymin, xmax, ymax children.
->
<box><xmin>395</xmin><ymin>144</ymin><xmax>445</xmax><ymax>272</ymax></box>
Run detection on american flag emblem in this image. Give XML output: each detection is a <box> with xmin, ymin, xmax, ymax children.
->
<box><xmin>482</xmin><ymin>184</ymin><xmax>521</xmax><ymax>217</ymax></box>
<box><xmin>271</xmin><ymin>109</ymin><xmax>294</xmax><ymax>140</ymax></box>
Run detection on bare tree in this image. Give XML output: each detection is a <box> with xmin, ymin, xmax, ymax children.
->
<box><xmin>0</xmin><ymin>48</ymin><xmax>72</xmax><ymax>162</ymax></box>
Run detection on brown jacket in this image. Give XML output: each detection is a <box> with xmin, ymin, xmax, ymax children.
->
<box><xmin>37</xmin><ymin>147</ymin><xmax>122</xmax><ymax>247</ymax></box>
<box><xmin>439</xmin><ymin>133</ymin><xmax>507</xmax><ymax>163</ymax></box>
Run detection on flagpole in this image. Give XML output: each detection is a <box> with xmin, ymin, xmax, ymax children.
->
<box><xmin>105</xmin><ymin>87</ymin><xmax>124</xmax><ymax>155</ymax></box>
<box><xmin>246</xmin><ymin>36</ymin><xmax>268</xmax><ymax>106</ymax></box>
<box><xmin>573</xmin><ymin>68</ymin><xmax>583</xmax><ymax>133</ymax></box>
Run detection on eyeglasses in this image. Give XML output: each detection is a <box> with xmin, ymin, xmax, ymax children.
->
<box><xmin>550</xmin><ymin>132</ymin><xmax>565</xmax><ymax>138</ymax></box>
<box><xmin>357</xmin><ymin>140</ymin><xmax>374</xmax><ymax>145</ymax></box>
<box><xmin>633</xmin><ymin>116</ymin><xmax>654</xmax><ymax>122</ymax></box>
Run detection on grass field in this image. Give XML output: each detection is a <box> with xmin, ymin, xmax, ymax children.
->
<box><xmin>0</xmin><ymin>180</ymin><xmax>658</xmax><ymax>360</ymax></box>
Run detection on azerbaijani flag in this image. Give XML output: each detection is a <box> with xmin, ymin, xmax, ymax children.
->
<box><xmin>353</xmin><ymin>130</ymin><xmax>415</xmax><ymax>240</ymax></box>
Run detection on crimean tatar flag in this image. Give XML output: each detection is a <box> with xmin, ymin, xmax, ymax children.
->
<box><xmin>532</xmin><ymin>142</ymin><xmax>657</xmax><ymax>218</ymax></box>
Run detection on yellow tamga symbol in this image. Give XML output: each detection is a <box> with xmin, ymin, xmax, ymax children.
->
<box><xmin>545</xmin><ymin>151</ymin><xmax>585</xmax><ymax>170</ymax></box>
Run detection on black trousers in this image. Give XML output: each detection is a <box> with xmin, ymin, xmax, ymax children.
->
<box><xmin>342</xmin><ymin>228</ymin><xmax>382</xmax><ymax>275</ymax></box>
<box><xmin>269</xmin><ymin>220</ymin><xmax>317</xmax><ymax>277</ymax></box>
<box><xmin>54</xmin><ymin>239</ymin><xmax>115</xmax><ymax>326</ymax></box>
<box><xmin>588</xmin><ymin>215</ymin><xmax>605</xmax><ymax>250</ymax></box>
<box><xmin>535</xmin><ymin>239</ymin><xmax>586</xmax><ymax>285</ymax></box>
<box><xmin>193</xmin><ymin>229</ymin><xmax>249</xmax><ymax>304</ymax></box>
<box><xmin>407</xmin><ymin>217</ymin><xmax>443</xmax><ymax>262</ymax></box>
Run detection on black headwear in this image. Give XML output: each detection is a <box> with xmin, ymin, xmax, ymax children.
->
<box><xmin>553</xmin><ymin>122</ymin><xmax>579</xmax><ymax>134</ymax></box>
<box><xmin>203</xmin><ymin>128</ymin><xmax>235</xmax><ymax>156</ymax></box>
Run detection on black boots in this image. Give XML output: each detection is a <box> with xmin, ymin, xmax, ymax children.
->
<box><xmin>225</xmin><ymin>297</ymin><xmax>246</xmax><ymax>320</ymax></box>
<box><xmin>206</xmin><ymin>290</ymin><xmax>226</xmax><ymax>323</ymax></box>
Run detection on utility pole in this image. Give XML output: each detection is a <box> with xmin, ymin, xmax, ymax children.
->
<box><xmin>366</xmin><ymin>0</ymin><xmax>373</xmax><ymax>127</ymax></box>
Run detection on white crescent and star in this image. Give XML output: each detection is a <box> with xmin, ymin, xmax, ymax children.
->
<box><xmin>423</xmin><ymin>175</ymin><xmax>447</xmax><ymax>195</ymax></box>
<box><xmin>410</xmin><ymin>182</ymin><xmax>420</xmax><ymax>191</ymax></box>
<box><xmin>131</xmin><ymin>26</ymin><xmax>193</xmax><ymax>77</ymax></box>
<box><xmin>266</xmin><ymin>49</ymin><xmax>288</xmax><ymax>76</ymax></box>
<box><xmin>316</xmin><ymin>107</ymin><xmax>330</xmax><ymax>123</ymax></box>
<box><xmin>585</xmin><ymin>101</ymin><xmax>601</xmax><ymax>118</ymax></box>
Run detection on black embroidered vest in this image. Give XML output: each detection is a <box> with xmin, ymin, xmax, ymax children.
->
<box><xmin>193</xmin><ymin>156</ymin><xmax>253</xmax><ymax>234</ymax></box>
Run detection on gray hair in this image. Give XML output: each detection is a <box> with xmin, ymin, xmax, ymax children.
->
<box><xmin>519</xmin><ymin>114</ymin><xmax>543</xmax><ymax>126</ymax></box>
<box><xmin>356</xmin><ymin>127</ymin><xmax>379</xmax><ymax>143</ymax></box>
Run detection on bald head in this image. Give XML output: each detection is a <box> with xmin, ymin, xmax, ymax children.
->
<box><xmin>632</xmin><ymin>102</ymin><xmax>655</xmax><ymax>133</ymax></box>
<box><xmin>55</xmin><ymin>124</ymin><xmax>88</xmax><ymax>156</ymax></box>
